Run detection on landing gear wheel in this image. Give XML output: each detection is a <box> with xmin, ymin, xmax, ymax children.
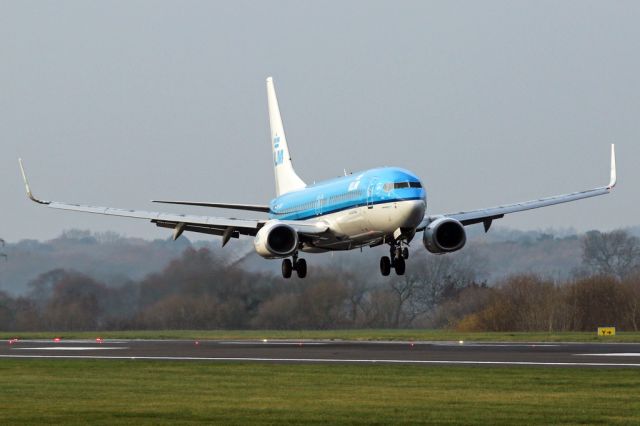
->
<box><xmin>282</xmin><ymin>259</ymin><xmax>293</xmax><ymax>279</ymax></box>
<box><xmin>402</xmin><ymin>247</ymin><xmax>409</xmax><ymax>259</ymax></box>
<box><xmin>296</xmin><ymin>258</ymin><xmax>307</xmax><ymax>278</ymax></box>
<box><xmin>380</xmin><ymin>256</ymin><xmax>391</xmax><ymax>276</ymax></box>
<box><xmin>394</xmin><ymin>247</ymin><xmax>402</xmax><ymax>260</ymax></box>
<box><xmin>394</xmin><ymin>257</ymin><xmax>406</xmax><ymax>275</ymax></box>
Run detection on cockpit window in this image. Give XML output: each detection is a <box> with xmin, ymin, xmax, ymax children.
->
<box><xmin>397</xmin><ymin>182</ymin><xmax>422</xmax><ymax>189</ymax></box>
<box><xmin>384</xmin><ymin>181</ymin><xmax>422</xmax><ymax>191</ymax></box>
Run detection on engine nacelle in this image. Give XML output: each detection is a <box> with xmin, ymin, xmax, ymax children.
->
<box><xmin>254</xmin><ymin>221</ymin><xmax>299</xmax><ymax>259</ymax></box>
<box><xmin>422</xmin><ymin>217</ymin><xmax>466</xmax><ymax>254</ymax></box>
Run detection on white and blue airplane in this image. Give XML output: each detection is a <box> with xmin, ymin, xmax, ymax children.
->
<box><xmin>20</xmin><ymin>77</ymin><xmax>617</xmax><ymax>279</ymax></box>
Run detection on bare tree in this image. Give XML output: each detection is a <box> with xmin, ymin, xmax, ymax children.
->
<box><xmin>564</xmin><ymin>275</ymin><xmax>629</xmax><ymax>331</ymax></box>
<box><xmin>387</xmin><ymin>276</ymin><xmax>419</xmax><ymax>327</ymax></box>
<box><xmin>0</xmin><ymin>238</ymin><xmax>6</xmax><ymax>261</ymax></box>
<box><xmin>430</xmin><ymin>284</ymin><xmax>491</xmax><ymax>329</ymax></box>
<box><xmin>621</xmin><ymin>274</ymin><xmax>640</xmax><ymax>331</ymax></box>
<box><xmin>409</xmin><ymin>251</ymin><xmax>485</xmax><ymax>322</ymax></box>
<box><xmin>582</xmin><ymin>230</ymin><xmax>640</xmax><ymax>279</ymax></box>
<box><xmin>343</xmin><ymin>275</ymin><xmax>369</xmax><ymax>325</ymax></box>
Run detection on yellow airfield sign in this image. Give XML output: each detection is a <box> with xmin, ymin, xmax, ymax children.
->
<box><xmin>597</xmin><ymin>327</ymin><xmax>616</xmax><ymax>336</ymax></box>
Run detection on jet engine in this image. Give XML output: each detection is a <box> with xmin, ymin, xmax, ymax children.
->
<box><xmin>254</xmin><ymin>221</ymin><xmax>299</xmax><ymax>258</ymax></box>
<box><xmin>422</xmin><ymin>217</ymin><xmax>466</xmax><ymax>254</ymax></box>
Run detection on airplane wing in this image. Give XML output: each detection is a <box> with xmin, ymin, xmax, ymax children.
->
<box><xmin>19</xmin><ymin>160</ymin><xmax>327</xmax><ymax>245</ymax></box>
<box><xmin>152</xmin><ymin>200</ymin><xmax>271</xmax><ymax>212</ymax></box>
<box><xmin>418</xmin><ymin>144</ymin><xmax>617</xmax><ymax>232</ymax></box>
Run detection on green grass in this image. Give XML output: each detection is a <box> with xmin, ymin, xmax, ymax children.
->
<box><xmin>3</xmin><ymin>329</ymin><xmax>640</xmax><ymax>342</ymax></box>
<box><xmin>1</xmin><ymin>360</ymin><xmax>639</xmax><ymax>424</ymax></box>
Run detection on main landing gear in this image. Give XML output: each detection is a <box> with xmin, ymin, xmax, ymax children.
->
<box><xmin>380</xmin><ymin>243</ymin><xmax>409</xmax><ymax>276</ymax></box>
<box><xmin>281</xmin><ymin>253</ymin><xmax>307</xmax><ymax>279</ymax></box>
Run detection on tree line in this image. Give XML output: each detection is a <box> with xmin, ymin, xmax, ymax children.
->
<box><xmin>0</xmin><ymin>229</ymin><xmax>639</xmax><ymax>332</ymax></box>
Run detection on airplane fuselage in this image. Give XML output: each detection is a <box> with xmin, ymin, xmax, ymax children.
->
<box><xmin>269</xmin><ymin>167</ymin><xmax>426</xmax><ymax>251</ymax></box>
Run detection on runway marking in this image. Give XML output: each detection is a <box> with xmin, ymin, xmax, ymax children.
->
<box><xmin>218</xmin><ymin>341</ymin><xmax>328</xmax><ymax>345</ymax></box>
<box><xmin>577</xmin><ymin>353</ymin><xmax>640</xmax><ymax>357</ymax></box>
<box><xmin>12</xmin><ymin>347</ymin><xmax>126</xmax><ymax>351</ymax></box>
<box><xmin>5</xmin><ymin>340</ymin><xmax>128</xmax><ymax>344</ymax></box>
<box><xmin>1</xmin><ymin>354</ymin><xmax>640</xmax><ymax>367</ymax></box>
<box><xmin>434</xmin><ymin>343</ymin><xmax>560</xmax><ymax>347</ymax></box>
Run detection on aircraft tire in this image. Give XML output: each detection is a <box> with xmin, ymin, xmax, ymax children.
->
<box><xmin>296</xmin><ymin>258</ymin><xmax>307</xmax><ymax>278</ymax></box>
<box><xmin>402</xmin><ymin>247</ymin><xmax>409</xmax><ymax>259</ymax></box>
<box><xmin>282</xmin><ymin>258</ymin><xmax>293</xmax><ymax>279</ymax></box>
<box><xmin>380</xmin><ymin>256</ymin><xmax>391</xmax><ymax>276</ymax></box>
<box><xmin>394</xmin><ymin>257</ymin><xmax>406</xmax><ymax>275</ymax></box>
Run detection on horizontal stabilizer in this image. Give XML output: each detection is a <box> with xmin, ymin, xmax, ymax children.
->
<box><xmin>152</xmin><ymin>200</ymin><xmax>271</xmax><ymax>213</ymax></box>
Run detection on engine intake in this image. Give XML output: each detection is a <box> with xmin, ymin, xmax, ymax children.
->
<box><xmin>254</xmin><ymin>221</ymin><xmax>299</xmax><ymax>258</ymax></box>
<box><xmin>423</xmin><ymin>217</ymin><xmax>466</xmax><ymax>254</ymax></box>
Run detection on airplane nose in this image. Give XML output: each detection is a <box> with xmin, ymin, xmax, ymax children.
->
<box><xmin>403</xmin><ymin>200</ymin><xmax>425</xmax><ymax>228</ymax></box>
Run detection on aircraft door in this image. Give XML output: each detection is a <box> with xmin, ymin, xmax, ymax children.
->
<box><xmin>366</xmin><ymin>178</ymin><xmax>378</xmax><ymax>208</ymax></box>
<box><xmin>315</xmin><ymin>195</ymin><xmax>324</xmax><ymax>216</ymax></box>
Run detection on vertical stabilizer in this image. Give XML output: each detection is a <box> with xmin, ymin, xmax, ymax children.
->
<box><xmin>266</xmin><ymin>77</ymin><xmax>306</xmax><ymax>196</ymax></box>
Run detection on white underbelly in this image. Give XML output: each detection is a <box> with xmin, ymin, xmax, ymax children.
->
<box><xmin>328</xmin><ymin>206</ymin><xmax>370</xmax><ymax>237</ymax></box>
<box><xmin>311</xmin><ymin>199</ymin><xmax>425</xmax><ymax>248</ymax></box>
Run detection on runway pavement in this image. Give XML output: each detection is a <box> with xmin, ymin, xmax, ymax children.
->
<box><xmin>3</xmin><ymin>339</ymin><xmax>640</xmax><ymax>367</ymax></box>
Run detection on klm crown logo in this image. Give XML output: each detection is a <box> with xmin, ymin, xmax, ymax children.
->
<box><xmin>273</xmin><ymin>135</ymin><xmax>284</xmax><ymax>166</ymax></box>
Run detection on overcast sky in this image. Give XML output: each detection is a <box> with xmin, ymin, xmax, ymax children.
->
<box><xmin>1</xmin><ymin>1</ymin><xmax>638</xmax><ymax>242</ymax></box>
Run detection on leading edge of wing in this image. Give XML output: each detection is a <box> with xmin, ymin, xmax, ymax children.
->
<box><xmin>420</xmin><ymin>144</ymin><xmax>617</xmax><ymax>229</ymax></box>
<box><xmin>152</xmin><ymin>200</ymin><xmax>271</xmax><ymax>213</ymax></box>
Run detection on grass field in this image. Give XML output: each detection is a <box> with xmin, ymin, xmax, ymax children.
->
<box><xmin>1</xmin><ymin>359</ymin><xmax>639</xmax><ymax>424</ymax></box>
<box><xmin>2</xmin><ymin>329</ymin><xmax>640</xmax><ymax>342</ymax></box>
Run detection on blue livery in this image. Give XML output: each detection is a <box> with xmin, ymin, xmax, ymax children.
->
<box><xmin>270</xmin><ymin>167</ymin><xmax>426</xmax><ymax>221</ymax></box>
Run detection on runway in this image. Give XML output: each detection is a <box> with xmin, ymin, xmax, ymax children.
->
<box><xmin>4</xmin><ymin>339</ymin><xmax>640</xmax><ymax>367</ymax></box>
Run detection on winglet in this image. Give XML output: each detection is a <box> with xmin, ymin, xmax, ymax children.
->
<box><xmin>18</xmin><ymin>159</ymin><xmax>49</xmax><ymax>204</ymax></box>
<box><xmin>608</xmin><ymin>144</ymin><xmax>617</xmax><ymax>190</ymax></box>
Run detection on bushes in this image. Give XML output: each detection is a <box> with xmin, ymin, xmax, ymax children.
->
<box><xmin>2</xmin><ymin>241</ymin><xmax>639</xmax><ymax>332</ymax></box>
<box><xmin>455</xmin><ymin>274</ymin><xmax>640</xmax><ymax>332</ymax></box>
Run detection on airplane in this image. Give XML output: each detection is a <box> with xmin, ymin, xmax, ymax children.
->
<box><xmin>19</xmin><ymin>77</ymin><xmax>617</xmax><ymax>279</ymax></box>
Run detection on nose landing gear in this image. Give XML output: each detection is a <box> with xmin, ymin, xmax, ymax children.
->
<box><xmin>281</xmin><ymin>253</ymin><xmax>307</xmax><ymax>279</ymax></box>
<box><xmin>379</xmin><ymin>242</ymin><xmax>409</xmax><ymax>276</ymax></box>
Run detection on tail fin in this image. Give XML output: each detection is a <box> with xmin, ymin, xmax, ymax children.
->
<box><xmin>266</xmin><ymin>77</ymin><xmax>306</xmax><ymax>196</ymax></box>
